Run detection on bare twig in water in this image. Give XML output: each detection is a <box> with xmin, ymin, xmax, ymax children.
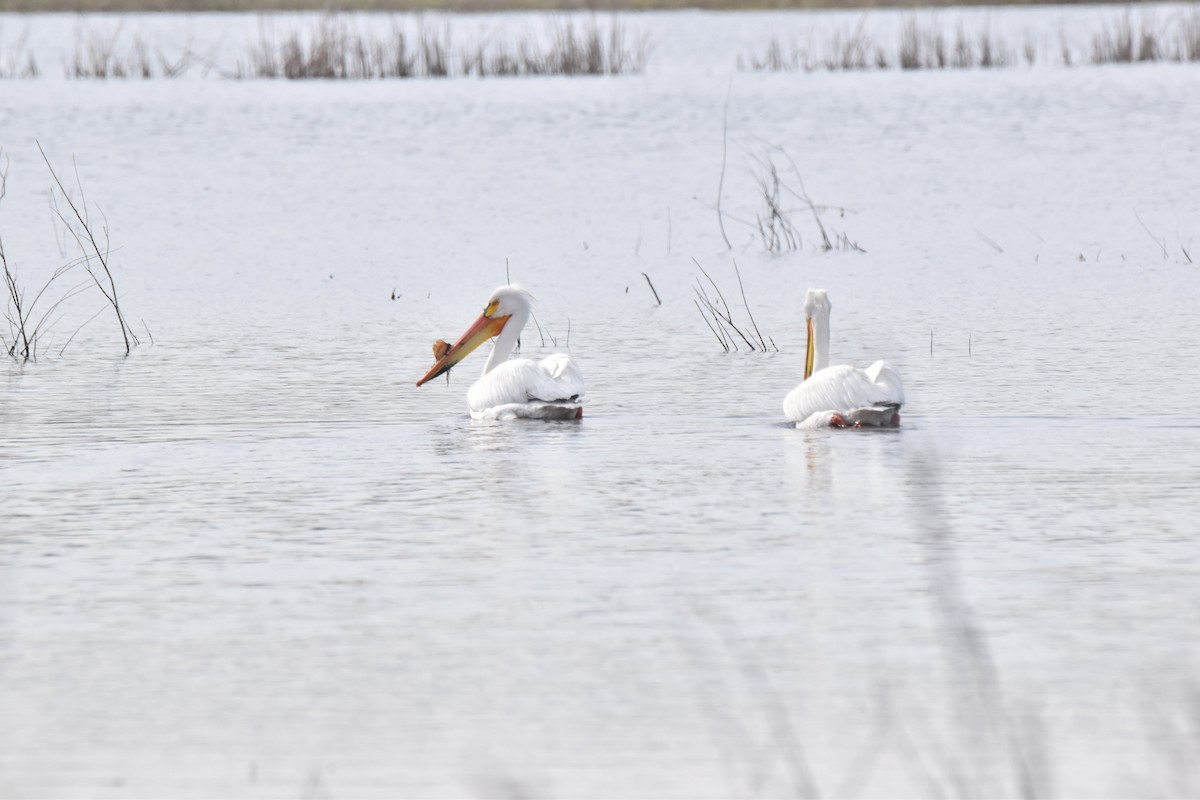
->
<box><xmin>694</xmin><ymin>298</ymin><xmax>728</xmax><ymax>352</ymax></box>
<box><xmin>775</xmin><ymin>149</ymin><xmax>833</xmax><ymax>251</ymax></box>
<box><xmin>1132</xmin><ymin>208</ymin><xmax>1168</xmax><ymax>259</ymax></box>
<box><xmin>531</xmin><ymin>310</ymin><xmax>546</xmax><ymax>347</ymax></box>
<box><xmin>667</xmin><ymin>205</ymin><xmax>672</xmax><ymax>255</ymax></box>
<box><xmin>38</xmin><ymin>141</ymin><xmax>136</xmax><ymax>354</ymax></box>
<box><xmin>694</xmin><ymin>258</ymin><xmax>756</xmax><ymax>351</ymax></box>
<box><xmin>694</xmin><ymin>284</ymin><xmax>735</xmax><ymax>351</ymax></box>
<box><xmin>975</xmin><ymin>229</ymin><xmax>1004</xmax><ymax>254</ymax></box>
<box><xmin>715</xmin><ymin>82</ymin><xmax>734</xmax><ymax>250</ymax></box>
<box><xmin>732</xmin><ymin>260</ymin><xmax>770</xmax><ymax>351</ymax></box>
<box><xmin>641</xmin><ymin>272</ymin><xmax>662</xmax><ymax>306</ymax></box>
<box><xmin>58</xmin><ymin>303</ymin><xmax>108</xmax><ymax>357</ymax></box>
<box><xmin>692</xmin><ymin>259</ymin><xmax>776</xmax><ymax>353</ymax></box>
<box><xmin>1</xmin><ymin>151</ymin><xmax>97</xmax><ymax>361</ymax></box>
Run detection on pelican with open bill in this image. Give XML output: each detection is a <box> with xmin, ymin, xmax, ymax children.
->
<box><xmin>416</xmin><ymin>285</ymin><xmax>585</xmax><ymax>421</ymax></box>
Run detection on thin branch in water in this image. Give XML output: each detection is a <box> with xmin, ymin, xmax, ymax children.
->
<box><xmin>694</xmin><ymin>298</ymin><xmax>728</xmax><ymax>352</ymax></box>
<box><xmin>1132</xmin><ymin>207</ymin><xmax>1168</xmax><ymax>259</ymax></box>
<box><xmin>641</xmin><ymin>272</ymin><xmax>662</xmax><ymax>306</ymax></box>
<box><xmin>693</xmin><ymin>258</ymin><xmax>757</xmax><ymax>350</ymax></box>
<box><xmin>732</xmin><ymin>259</ymin><xmax>769</xmax><ymax>351</ymax></box>
<box><xmin>38</xmin><ymin>140</ymin><xmax>135</xmax><ymax>354</ymax></box>
<box><xmin>667</xmin><ymin>205</ymin><xmax>672</xmax><ymax>255</ymax></box>
<box><xmin>59</xmin><ymin>303</ymin><xmax>109</xmax><ymax>357</ymax></box>
<box><xmin>715</xmin><ymin>81</ymin><xmax>733</xmax><ymax>250</ymax></box>
<box><xmin>693</xmin><ymin>285</ymin><xmax>734</xmax><ymax>352</ymax></box>
<box><xmin>775</xmin><ymin>148</ymin><xmax>832</xmax><ymax>250</ymax></box>
<box><xmin>974</xmin><ymin>229</ymin><xmax>1004</xmax><ymax>253</ymax></box>
<box><xmin>531</xmin><ymin>309</ymin><xmax>546</xmax><ymax>347</ymax></box>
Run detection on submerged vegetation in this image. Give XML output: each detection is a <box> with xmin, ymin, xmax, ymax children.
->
<box><xmin>739</xmin><ymin>8</ymin><xmax>1200</xmax><ymax>71</ymax></box>
<box><xmin>1</xmin><ymin>146</ymin><xmax>139</xmax><ymax>361</ymax></box>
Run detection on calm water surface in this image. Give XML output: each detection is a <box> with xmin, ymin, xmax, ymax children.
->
<box><xmin>2</xmin><ymin>8</ymin><xmax>1199</xmax><ymax>798</ymax></box>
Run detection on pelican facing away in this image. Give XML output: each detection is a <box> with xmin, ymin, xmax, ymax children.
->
<box><xmin>783</xmin><ymin>289</ymin><xmax>904</xmax><ymax>429</ymax></box>
<box><xmin>416</xmin><ymin>286</ymin><xmax>585</xmax><ymax>420</ymax></box>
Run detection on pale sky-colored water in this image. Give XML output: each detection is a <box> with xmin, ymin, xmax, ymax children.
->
<box><xmin>1</xmin><ymin>7</ymin><xmax>1199</xmax><ymax>798</ymax></box>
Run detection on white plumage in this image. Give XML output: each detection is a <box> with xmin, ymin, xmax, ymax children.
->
<box><xmin>417</xmin><ymin>286</ymin><xmax>585</xmax><ymax>421</ymax></box>
<box><xmin>467</xmin><ymin>353</ymin><xmax>585</xmax><ymax>420</ymax></box>
<box><xmin>783</xmin><ymin>289</ymin><xmax>904</xmax><ymax>429</ymax></box>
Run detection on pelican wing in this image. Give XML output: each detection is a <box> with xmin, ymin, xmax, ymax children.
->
<box><xmin>537</xmin><ymin>354</ymin><xmax>585</xmax><ymax>398</ymax></box>
<box><xmin>783</xmin><ymin>362</ymin><xmax>904</xmax><ymax>426</ymax></box>
<box><xmin>863</xmin><ymin>360</ymin><xmax>904</xmax><ymax>403</ymax></box>
<box><xmin>467</xmin><ymin>355</ymin><xmax>585</xmax><ymax>414</ymax></box>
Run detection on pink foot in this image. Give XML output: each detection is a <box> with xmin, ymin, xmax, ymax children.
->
<box><xmin>891</xmin><ymin>413</ymin><xmax>901</xmax><ymax>427</ymax></box>
<box><xmin>829</xmin><ymin>413</ymin><xmax>848</xmax><ymax>429</ymax></box>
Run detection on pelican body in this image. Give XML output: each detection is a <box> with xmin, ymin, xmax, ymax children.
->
<box><xmin>416</xmin><ymin>286</ymin><xmax>584</xmax><ymax>421</ymax></box>
<box><xmin>783</xmin><ymin>289</ymin><xmax>904</xmax><ymax>429</ymax></box>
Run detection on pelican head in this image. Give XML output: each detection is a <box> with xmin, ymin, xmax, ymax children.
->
<box><xmin>803</xmin><ymin>288</ymin><xmax>831</xmax><ymax>321</ymax></box>
<box><xmin>416</xmin><ymin>285</ymin><xmax>533</xmax><ymax>387</ymax></box>
<box><xmin>803</xmin><ymin>288</ymin><xmax>831</xmax><ymax>381</ymax></box>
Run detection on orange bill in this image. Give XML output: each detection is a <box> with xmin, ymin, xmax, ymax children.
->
<box><xmin>803</xmin><ymin>317</ymin><xmax>815</xmax><ymax>381</ymax></box>
<box><xmin>416</xmin><ymin>313</ymin><xmax>510</xmax><ymax>387</ymax></box>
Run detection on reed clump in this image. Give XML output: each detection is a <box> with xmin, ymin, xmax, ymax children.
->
<box><xmin>1089</xmin><ymin>9</ymin><xmax>1200</xmax><ymax>63</ymax></box>
<box><xmin>1177</xmin><ymin>9</ymin><xmax>1200</xmax><ymax>62</ymax></box>
<box><xmin>722</xmin><ymin>146</ymin><xmax>863</xmax><ymax>256</ymax></box>
<box><xmin>68</xmin><ymin>28</ymin><xmax>194</xmax><ymax>78</ymax></box>
<box><xmin>743</xmin><ymin>17</ymin><xmax>1016</xmax><ymax>73</ymax></box>
<box><xmin>228</xmin><ymin>15</ymin><xmax>645</xmax><ymax>80</ymax></box>
<box><xmin>1090</xmin><ymin>11</ymin><xmax>1158</xmax><ymax>63</ymax></box>
<box><xmin>0</xmin><ymin>28</ymin><xmax>39</xmax><ymax>78</ymax></box>
<box><xmin>740</xmin><ymin>10</ymin><xmax>1200</xmax><ymax>72</ymax></box>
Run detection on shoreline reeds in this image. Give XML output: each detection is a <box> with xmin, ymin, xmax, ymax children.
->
<box><xmin>739</xmin><ymin>9</ymin><xmax>1200</xmax><ymax>73</ymax></box>
<box><xmin>227</xmin><ymin>15</ymin><xmax>646</xmax><ymax>79</ymax></box>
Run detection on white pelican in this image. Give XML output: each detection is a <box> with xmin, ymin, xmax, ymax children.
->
<box><xmin>783</xmin><ymin>289</ymin><xmax>904</xmax><ymax>429</ymax></box>
<box><xmin>416</xmin><ymin>285</ymin><xmax>585</xmax><ymax>421</ymax></box>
